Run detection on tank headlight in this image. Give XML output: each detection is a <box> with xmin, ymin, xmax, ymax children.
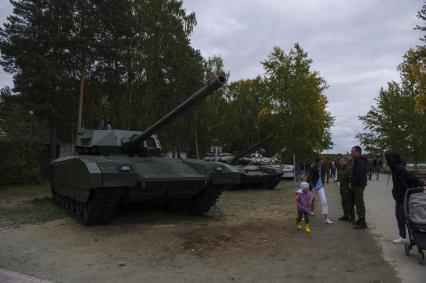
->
<box><xmin>120</xmin><ymin>165</ymin><xmax>132</xmax><ymax>172</ymax></box>
<box><xmin>216</xmin><ymin>166</ymin><xmax>223</xmax><ymax>172</ymax></box>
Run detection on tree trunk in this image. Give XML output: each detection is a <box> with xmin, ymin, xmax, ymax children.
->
<box><xmin>77</xmin><ymin>66</ymin><xmax>86</xmax><ymax>132</ymax></box>
<box><xmin>50</xmin><ymin>122</ymin><xmax>57</xmax><ymax>161</ymax></box>
<box><xmin>194</xmin><ymin>107</ymin><xmax>200</xmax><ymax>159</ymax></box>
<box><xmin>127</xmin><ymin>60</ymin><xmax>133</xmax><ymax>130</ymax></box>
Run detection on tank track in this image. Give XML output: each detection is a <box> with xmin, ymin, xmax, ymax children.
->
<box><xmin>52</xmin><ymin>187</ymin><xmax>123</xmax><ymax>225</ymax></box>
<box><xmin>189</xmin><ymin>185</ymin><xmax>223</xmax><ymax>215</ymax></box>
<box><xmin>264</xmin><ymin>178</ymin><xmax>281</xmax><ymax>190</ymax></box>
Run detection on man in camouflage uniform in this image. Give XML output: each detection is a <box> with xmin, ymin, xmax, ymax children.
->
<box><xmin>337</xmin><ymin>156</ymin><xmax>354</xmax><ymax>222</ymax></box>
<box><xmin>324</xmin><ymin>158</ymin><xmax>331</xmax><ymax>183</ymax></box>
<box><xmin>351</xmin><ymin>146</ymin><xmax>368</xmax><ymax>230</ymax></box>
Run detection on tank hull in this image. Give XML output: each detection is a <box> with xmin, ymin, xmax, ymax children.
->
<box><xmin>51</xmin><ymin>155</ymin><xmax>240</xmax><ymax>224</ymax></box>
<box><xmin>234</xmin><ymin>165</ymin><xmax>283</xmax><ymax>190</ymax></box>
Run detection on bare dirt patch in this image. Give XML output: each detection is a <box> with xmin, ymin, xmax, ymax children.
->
<box><xmin>0</xmin><ymin>181</ymin><xmax>399</xmax><ymax>282</ymax></box>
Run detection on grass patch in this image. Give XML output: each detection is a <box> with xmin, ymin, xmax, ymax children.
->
<box><xmin>0</xmin><ymin>197</ymin><xmax>67</xmax><ymax>227</ymax></box>
<box><xmin>0</xmin><ymin>182</ymin><xmax>67</xmax><ymax>226</ymax></box>
<box><xmin>0</xmin><ymin>182</ymin><xmax>51</xmax><ymax>198</ymax></box>
<box><xmin>217</xmin><ymin>181</ymin><xmax>295</xmax><ymax>219</ymax></box>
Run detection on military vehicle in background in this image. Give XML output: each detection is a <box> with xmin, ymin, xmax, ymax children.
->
<box><xmin>51</xmin><ymin>76</ymin><xmax>241</xmax><ymax>225</ymax></box>
<box><xmin>204</xmin><ymin>134</ymin><xmax>283</xmax><ymax>190</ymax></box>
<box><xmin>264</xmin><ymin>148</ymin><xmax>295</xmax><ymax>179</ymax></box>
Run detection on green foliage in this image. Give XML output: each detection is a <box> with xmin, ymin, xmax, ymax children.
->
<box><xmin>260</xmin><ymin>44</ymin><xmax>334</xmax><ymax>160</ymax></box>
<box><xmin>358</xmin><ymin>3</ymin><xmax>426</xmax><ymax>162</ymax></box>
<box><xmin>358</xmin><ymin>78</ymin><xmax>426</xmax><ymax>163</ymax></box>
<box><xmin>0</xmin><ymin>1</ymin><xmax>333</xmax><ymax>170</ymax></box>
<box><xmin>0</xmin><ymin>102</ymin><xmax>45</xmax><ymax>184</ymax></box>
<box><xmin>354</xmin><ymin>132</ymin><xmax>382</xmax><ymax>156</ymax></box>
<box><xmin>416</xmin><ymin>1</ymin><xmax>426</xmax><ymax>43</ymax></box>
<box><xmin>202</xmin><ymin>45</ymin><xmax>334</xmax><ymax>161</ymax></box>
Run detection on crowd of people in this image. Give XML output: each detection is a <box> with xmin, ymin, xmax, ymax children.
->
<box><xmin>295</xmin><ymin>146</ymin><xmax>425</xmax><ymax>243</ymax></box>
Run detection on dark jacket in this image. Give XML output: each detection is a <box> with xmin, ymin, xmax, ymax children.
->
<box><xmin>351</xmin><ymin>156</ymin><xmax>367</xmax><ymax>187</ymax></box>
<box><xmin>391</xmin><ymin>166</ymin><xmax>424</xmax><ymax>202</ymax></box>
<box><xmin>308</xmin><ymin>165</ymin><xmax>326</xmax><ymax>190</ymax></box>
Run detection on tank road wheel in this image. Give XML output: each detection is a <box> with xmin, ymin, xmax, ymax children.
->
<box><xmin>77</xmin><ymin>188</ymin><xmax>124</xmax><ymax>225</ymax></box>
<box><xmin>189</xmin><ymin>185</ymin><xmax>223</xmax><ymax>215</ymax></box>
<box><xmin>75</xmin><ymin>201</ymin><xmax>84</xmax><ymax>218</ymax></box>
<box><xmin>51</xmin><ymin>186</ymin><xmax>59</xmax><ymax>205</ymax></box>
<box><xmin>69</xmin><ymin>199</ymin><xmax>76</xmax><ymax>214</ymax></box>
<box><xmin>52</xmin><ymin>188</ymin><xmax>123</xmax><ymax>225</ymax></box>
<box><xmin>57</xmin><ymin>194</ymin><xmax>64</xmax><ymax>207</ymax></box>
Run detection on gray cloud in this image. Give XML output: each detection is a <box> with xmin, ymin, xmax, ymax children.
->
<box><xmin>183</xmin><ymin>0</ymin><xmax>423</xmax><ymax>153</ymax></box>
<box><xmin>0</xmin><ymin>0</ymin><xmax>423</xmax><ymax>153</ymax></box>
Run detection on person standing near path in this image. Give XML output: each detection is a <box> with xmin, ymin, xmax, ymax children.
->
<box><xmin>367</xmin><ymin>159</ymin><xmax>373</xmax><ymax>181</ymax></box>
<box><xmin>351</xmin><ymin>146</ymin><xmax>368</xmax><ymax>230</ymax></box>
<box><xmin>308</xmin><ymin>157</ymin><xmax>333</xmax><ymax>224</ymax></box>
<box><xmin>384</xmin><ymin>151</ymin><xmax>425</xmax><ymax>244</ymax></box>
<box><xmin>337</xmin><ymin>155</ymin><xmax>355</xmax><ymax>223</ymax></box>
<box><xmin>330</xmin><ymin>160</ymin><xmax>337</xmax><ymax>180</ymax></box>
<box><xmin>373</xmin><ymin>158</ymin><xmax>381</xmax><ymax>180</ymax></box>
<box><xmin>324</xmin><ymin>159</ymin><xmax>331</xmax><ymax>183</ymax></box>
<box><xmin>295</xmin><ymin>182</ymin><xmax>313</xmax><ymax>233</ymax></box>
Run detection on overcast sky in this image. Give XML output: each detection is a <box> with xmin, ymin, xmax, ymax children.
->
<box><xmin>0</xmin><ymin>0</ymin><xmax>423</xmax><ymax>153</ymax></box>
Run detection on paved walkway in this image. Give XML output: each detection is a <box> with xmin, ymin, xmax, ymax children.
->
<box><xmin>0</xmin><ymin>268</ymin><xmax>53</xmax><ymax>283</ymax></box>
<box><xmin>364</xmin><ymin>174</ymin><xmax>426</xmax><ymax>283</ymax></box>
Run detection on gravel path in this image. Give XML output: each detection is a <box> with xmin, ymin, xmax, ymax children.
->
<box><xmin>365</xmin><ymin>174</ymin><xmax>426</xmax><ymax>282</ymax></box>
<box><xmin>0</xmin><ymin>181</ymin><xmax>398</xmax><ymax>282</ymax></box>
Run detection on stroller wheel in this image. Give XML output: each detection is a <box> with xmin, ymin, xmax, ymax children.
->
<box><xmin>404</xmin><ymin>243</ymin><xmax>410</xmax><ymax>256</ymax></box>
<box><xmin>419</xmin><ymin>253</ymin><xmax>425</xmax><ymax>265</ymax></box>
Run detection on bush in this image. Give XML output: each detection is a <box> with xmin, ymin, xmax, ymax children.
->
<box><xmin>0</xmin><ymin>106</ymin><xmax>44</xmax><ymax>185</ymax></box>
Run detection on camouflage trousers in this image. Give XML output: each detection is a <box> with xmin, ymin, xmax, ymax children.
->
<box><xmin>340</xmin><ymin>187</ymin><xmax>354</xmax><ymax>219</ymax></box>
<box><xmin>352</xmin><ymin>186</ymin><xmax>366</xmax><ymax>219</ymax></box>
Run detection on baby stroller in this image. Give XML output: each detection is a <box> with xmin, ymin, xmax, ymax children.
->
<box><xmin>404</xmin><ymin>187</ymin><xmax>426</xmax><ymax>265</ymax></box>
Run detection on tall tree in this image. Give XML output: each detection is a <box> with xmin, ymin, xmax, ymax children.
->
<box><xmin>358</xmin><ymin>80</ymin><xmax>426</xmax><ymax>164</ymax></box>
<box><xmin>0</xmin><ymin>0</ymin><xmax>206</xmax><ymax>157</ymax></box>
<box><xmin>357</xmin><ymin>2</ymin><xmax>426</xmax><ymax>161</ymax></box>
<box><xmin>261</xmin><ymin>44</ymin><xmax>334</xmax><ymax>160</ymax></box>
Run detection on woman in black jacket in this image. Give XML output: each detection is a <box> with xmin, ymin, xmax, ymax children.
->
<box><xmin>384</xmin><ymin>151</ymin><xmax>425</xmax><ymax>244</ymax></box>
<box><xmin>308</xmin><ymin>157</ymin><xmax>333</xmax><ymax>224</ymax></box>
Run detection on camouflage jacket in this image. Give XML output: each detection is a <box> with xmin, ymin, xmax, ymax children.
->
<box><xmin>338</xmin><ymin>162</ymin><xmax>352</xmax><ymax>190</ymax></box>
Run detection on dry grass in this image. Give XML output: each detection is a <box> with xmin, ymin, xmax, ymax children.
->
<box><xmin>0</xmin><ymin>182</ymin><xmax>66</xmax><ymax>227</ymax></box>
<box><xmin>0</xmin><ymin>181</ymin><xmax>296</xmax><ymax>227</ymax></box>
<box><xmin>0</xmin><ymin>182</ymin><xmax>51</xmax><ymax>198</ymax></box>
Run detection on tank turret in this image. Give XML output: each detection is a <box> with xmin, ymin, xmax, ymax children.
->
<box><xmin>231</xmin><ymin>133</ymin><xmax>276</xmax><ymax>164</ymax></box>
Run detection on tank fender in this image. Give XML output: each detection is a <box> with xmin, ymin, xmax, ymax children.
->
<box><xmin>51</xmin><ymin>157</ymin><xmax>102</xmax><ymax>202</ymax></box>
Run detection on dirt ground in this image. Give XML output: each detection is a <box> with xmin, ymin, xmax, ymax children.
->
<box><xmin>0</xmin><ymin>181</ymin><xmax>398</xmax><ymax>283</ymax></box>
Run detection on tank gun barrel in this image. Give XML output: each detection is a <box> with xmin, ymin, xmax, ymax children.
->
<box><xmin>231</xmin><ymin>133</ymin><xmax>276</xmax><ymax>164</ymax></box>
<box><xmin>122</xmin><ymin>76</ymin><xmax>226</xmax><ymax>151</ymax></box>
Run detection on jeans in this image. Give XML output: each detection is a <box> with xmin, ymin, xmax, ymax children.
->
<box><xmin>395</xmin><ymin>201</ymin><xmax>406</xmax><ymax>239</ymax></box>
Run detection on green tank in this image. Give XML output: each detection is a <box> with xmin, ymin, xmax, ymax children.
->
<box><xmin>204</xmin><ymin>134</ymin><xmax>283</xmax><ymax>190</ymax></box>
<box><xmin>51</xmin><ymin>76</ymin><xmax>240</xmax><ymax>225</ymax></box>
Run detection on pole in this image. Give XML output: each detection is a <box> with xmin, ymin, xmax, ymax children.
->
<box><xmin>255</xmin><ymin>125</ymin><xmax>259</xmax><ymax>144</ymax></box>
<box><xmin>77</xmin><ymin>67</ymin><xmax>86</xmax><ymax>132</ymax></box>
<box><xmin>293</xmin><ymin>153</ymin><xmax>296</xmax><ymax>186</ymax></box>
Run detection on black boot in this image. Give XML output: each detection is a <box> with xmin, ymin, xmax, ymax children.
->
<box><xmin>353</xmin><ymin>218</ymin><xmax>367</xmax><ymax>229</ymax></box>
<box><xmin>338</xmin><ymin>216</ymin><xmax>349</xmax><ymax>221</ymax></box>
